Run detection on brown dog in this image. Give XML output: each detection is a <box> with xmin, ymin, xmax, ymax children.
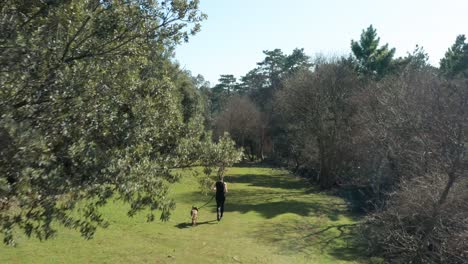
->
<box><xmin>190</xmin><ymin>206</ymin><xmax>198</xmax><ymax>226</ymax></box>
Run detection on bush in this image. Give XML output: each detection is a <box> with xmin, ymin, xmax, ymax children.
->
<box><xmin>361</xmin><ymin>175</ymin><xmax>468</xmax><ymax>263</ymax></box>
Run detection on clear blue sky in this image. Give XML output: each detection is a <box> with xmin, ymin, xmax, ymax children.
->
<box><xmin>175</xmin><ymin>0</ymin><xmax>468</xmax><ymax>85</ymax></box>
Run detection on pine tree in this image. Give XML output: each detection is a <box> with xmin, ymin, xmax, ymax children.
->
<box><xmin>440</xmin><ymin>35</ymin><xmax>468</xmax><ymax>77</ymax></box>
<box><xmin>351</xmin><ymin>25</ymin><xmax>396</xmax><ymax>78</ymax></box>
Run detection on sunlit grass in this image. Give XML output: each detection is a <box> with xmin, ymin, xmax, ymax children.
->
<box><xmin>1</xmin><ymin>166</ymin><xmax>368</xmax><ymax>263</ymax></box>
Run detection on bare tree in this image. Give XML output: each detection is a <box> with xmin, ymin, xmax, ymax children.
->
<box><xmin>361</xmin><ymin>67</ymin><xmax>468</xmax><ymax>263</ymax></box>
<box><xmin>276</xmin><ymin>60</ymin><xmax>361</xmax><ymax>188</ymax></box>
<box><xmin>214</xmin><ymin>95</ymin><xmax>264</xmax><ymax>160</ymax></box>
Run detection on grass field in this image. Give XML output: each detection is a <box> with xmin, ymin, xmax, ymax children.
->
<box><xmin>0</xmin><ymin>166</ymin><xmax>368</xmax><ymax>264</ymax></box>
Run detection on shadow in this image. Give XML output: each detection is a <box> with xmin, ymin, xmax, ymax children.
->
<box><xmin>176</xmin><ymin>172</ymin><xmax>361</xmax><ymax>222</ymax></box>
<box><xmin>228</xmin><ymin>173</ymin><xmax>308</xmax><ymax>190</ymax></box>
<box><xmin>311</xmin><ymin>224</ymin><xmax>368</xmax><ymax>262</ymax></box>
<box><xmin>175</xmin><ymin>220</ymin><xmax>217</xmax><ymax>229</ymax></box>
<box><xmin>234</xmin><ymin>162</ymin><xmax>277</xmax><ymax>168</ymax></box>
<box><xmin>177</xmin><ymin>188</ymin><xmax>353</xmax><ymax>221</ymax></box>
<box><xmin>173</xmin><ymin>165</ymin><xmax>367</xmax><ymax>261</ymax></box>
<box><xmin>228</xmin><ymin>187</ymin><xmax>355</xmax><ymax>221</ymax></box>
<box><xmin>250</xmin><ymin>219</ymin><xmax>367</xmax><ymax>263</ymax></box>
<box><xmin>334</xmin><ymin>186</ymin><xmax>377</xmax><ymax>214</ymax></box>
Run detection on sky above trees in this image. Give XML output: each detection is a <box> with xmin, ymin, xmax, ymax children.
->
<box><xmin>175</xmin><ymin>0</ymin><xmax>468</xmax><ymax>85</ymax></box>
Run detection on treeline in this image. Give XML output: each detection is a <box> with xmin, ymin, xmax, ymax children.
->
<box><xmin>0</xmin><ymin>0</ymin><xmax>243</xmax><ymax>246</ymax></box>
<box><xmin>207</xmin><ymin>26</ymin><xmax>468</xmax><ymax>263</ymax></box>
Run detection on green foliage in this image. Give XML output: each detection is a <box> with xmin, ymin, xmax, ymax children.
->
<box><xmin>393</xmin><ymin>45</ymin><xmax>431</xmax><ymax>72</ymax></box>
<box><xmin>198</xmin><ymin>133</ymin><xmax>243</xmax><ymax>191</ymax></box>
<box><xmin>244</xmin><ymin>48</ymin><xmax>311</xmax><ymax>109</ymax></box>
<box><xmin>440</xmin><ymin>35</ymin><xmax>468</xmax><ymax>77</ymax></box>
<box><xmin>351</xmin><ymin>25</ymin><xmax>396</xmax><ymax>78</ymax></box>
<box><xmin>209</xmin><ymin>74</ymin><xmax>238</xmax><ymax>113</ymax></box>
<box><xmin>216</xmin><ymin>74</ymin><xmax>238</xmax><ymax>95</ymax></box>
<box><xmin>0</xmin><ymin>0</ymin><xmax>209</xmax><ymax>245</ymax></box>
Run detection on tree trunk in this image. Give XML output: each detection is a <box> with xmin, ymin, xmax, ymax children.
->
<box><xmin>318</xmin><ymin>139</ymin><xmax>335</xmax><ymax>189</ymax></box>
<box><xmin>259</xmin><ymin>126</ymin><xmax>265</xmax><ymax>161</ymax></box>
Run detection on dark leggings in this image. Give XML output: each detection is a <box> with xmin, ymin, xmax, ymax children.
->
<box><xmin>216</xmin><ymin>197</ymin><xmax>225</xmax><ymax>217</ymax></box>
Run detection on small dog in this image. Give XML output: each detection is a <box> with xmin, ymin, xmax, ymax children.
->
<box><xmin>190</xmin><ymin>206</ymin><xmax>199</xmax><ymax>226</ymax></box>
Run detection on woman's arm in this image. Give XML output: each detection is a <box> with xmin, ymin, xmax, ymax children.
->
<box><xmin>224</xmin><ymin>182</ymin><xmax>228</xmax><ymax>193</ymax></box>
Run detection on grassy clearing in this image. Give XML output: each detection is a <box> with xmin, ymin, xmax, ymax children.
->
<box><xmin>0</xmin><ymin>166</ymin><xmax>368</xmax><ymax>263</ymax></box>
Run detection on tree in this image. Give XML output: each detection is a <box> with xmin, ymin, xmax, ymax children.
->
<box><xmin>214</xmin><ymin>74</ymin><xmax>238</xmax><ymax>95</ymax></box>
<box><xmin>172</xmin><ymin>69</ymin><xmax>205</xmax><ymax>123</ymax></box>
<box><xmin>198</xmin><ymin>133</ymin><xmax>243</xmax><ymax>191</ymax></box>
<box><xmin>191</xmin><ymin>74</ymin><xmax>214</xmax><ymax>129</ymax></box>
<box><xmin>360</xmin><ymin>68</ymin><xmax>468</xmax><ymax>263</ymax></box>
<box><xmin>439</xmin><ymin>35</ymin><xmax>468</xmax><ymax>77</ymax></box>
<box><xmin>389</xmin><ymin>45</ymin><xmax>431</xmax><ymax>74</ymax></box>
<box><xmin>351</xmin><ymin>25</ymin><xmax>396</xmax><ymax>78</ymax></box>
<box><xmin>192</xmin><ymin>74</ymin><xmax>211</xmax><ymax>90</ymax></box>
<box><xmin>214</xmin><ymin>96</ymin><xmax>263</xmax><ymax>160</ymax></box>
<box><xmin>0</xmin><ymin>0</ymin><xmax>208</xmax><ymax>245</ymax></box>
<box><xmin>243</xmin><ymin>48</ymin><xmax>311</xmax><ymax>109</ymax></box>
<box><xmin>277</xmin><ymin>60</ymin><xmax>360</xmax><ymax>188</ymax></box>
<box><xmin>209</xmin><ymin>74</ymin><xmax>237</xmax><ymax>114</ymax></box>
<box><xmin>284</xmin><ymin>48</ymin><xmax>313</xmax><ymax>75</ymax></box>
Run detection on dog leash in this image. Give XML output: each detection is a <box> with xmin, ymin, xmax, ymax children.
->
<box><xmin>196</xmin><ymin>194</ymin><xmax>216</xmax><ymax>209</ymax></box>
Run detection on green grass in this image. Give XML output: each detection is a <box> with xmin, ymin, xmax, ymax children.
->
<box><xmin>0</xmin><ymin>166</ymin><xmax>368</xmax><ymax>263</ymax></box>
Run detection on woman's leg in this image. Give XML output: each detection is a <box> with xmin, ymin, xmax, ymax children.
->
<box><xmin>220</xmin><ymin>197</ymin><xmax>225</xmax><ymax>218</ymax></box>
<box><xmin>216</xmin><ymin>198</ymin><xmax>221</xmax><ymax>220</ymax></box>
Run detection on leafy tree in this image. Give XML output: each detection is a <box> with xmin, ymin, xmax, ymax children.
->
<box><xmin>439</xmin><ymin>35</ymin><xmax>468</xmax><ymax>77</ymax></box>
<box><xmin>192</xmin><ymin>74</ymin><xmax>211</xmax><ymax>90</ymax></box>
<box><xmin>191</xmin><ymin>74</ymin><xmax>214</xmax><ymax>128</ymax></box>
<box><xmin>0</xmin><ymin>0</ymin><xmax>208</xmax><ymax>245</ymax></box>
<box><xmin>351</xmin><ymin>25</ymin><xmax>396</xmax><ymax>78</ymax></box>
<box><xmin>173</xmin><ymin>69</ymin><xmax>206</xmax><ymax>122</ymax></box>
<box><xmin>198</xmin><ymin>133</ymin><xmax>243</xmax><ymax>192</ymax></box>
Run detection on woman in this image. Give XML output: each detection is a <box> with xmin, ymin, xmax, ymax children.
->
<box><xmin>212</xmin><ymin>177</ymin><xmax>228</xmax><ymax>221</ymax></box>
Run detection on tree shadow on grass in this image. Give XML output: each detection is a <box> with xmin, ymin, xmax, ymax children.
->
<box><xmin>174</xmin><ymin>169</ymin><xmax>366</xmax><ymax>261</ymax></box>
<box><xmin>250</xmin><ymin>219</ymin><xmax>367</xmax><ymax>262</ymax></box>
<box><xmin>225</xmin><ymin>189</ymin><xmax>344</xmax><ymax>221</ymax></box>
<box><xmin>177</xmin><ymin>188</ymin><xmax>353</xmax><ymax>221</ymax></box>
<box><xmin>175</xmin><ymin>220</ymin><xmax>218</xmax><ymax>229</ymax></box>
<box><xmin>234</xmin><ymin>162</ymin><xmax>277</xmax><ymax>168</ymax></box>
<box><xmin>228</xmin><ymin>173</ymin><xmax>307</xmax><ymax>190</ymax></box>
<box><xmin>310</xmin><ymin>224</ymin><xmax>368</xmax><ymax>263</ymax></box>
<box><xmin>176</xmin><ymin>174</ymin><xmax>359</xmax><ymax>222</ymax></box>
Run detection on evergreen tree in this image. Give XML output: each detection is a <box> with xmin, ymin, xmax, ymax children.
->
<box><xmin>216</xmin><ymin>74</ymin><xmax>238</xmax><ymax>95</ymax></box>
<box><xmin>351</xmin><ymin>25</ymin><xmax>396</xmax><ymax>78</ymax></box>
<box><xmin>440</xmin><ymin>35</ymin><xmax>468</xmax><ymax>77</ymax></box>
